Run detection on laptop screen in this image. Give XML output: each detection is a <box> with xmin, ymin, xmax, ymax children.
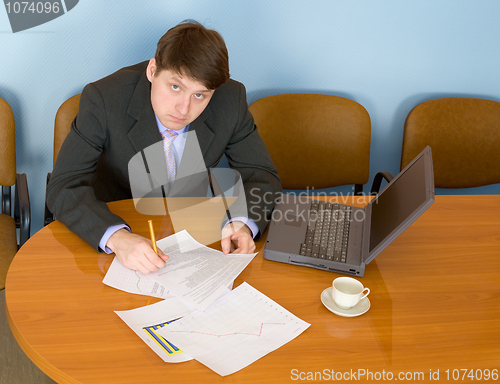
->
<box><xmin>369</xmin><ymin>150</ymin><xmax>432</xmax><ymax>253</ymax></box>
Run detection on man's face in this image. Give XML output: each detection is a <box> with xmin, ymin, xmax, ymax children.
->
<box><xmin>146</xmin><ymin>59</ymin><xmax>214</xmax><ymax>130</ymax></box>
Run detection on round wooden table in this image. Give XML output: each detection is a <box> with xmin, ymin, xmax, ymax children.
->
<box><xmin>6</xmin><ymin>196</ymin><xmax>500</xmax><ymax>383</ymax></box>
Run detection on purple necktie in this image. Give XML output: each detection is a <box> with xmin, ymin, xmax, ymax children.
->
<box><xmin>160</xmin><ymin>129</ymin><xmax>178</xmax><ymax>183</ymax></box>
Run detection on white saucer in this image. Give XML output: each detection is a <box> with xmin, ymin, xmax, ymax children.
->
<box><xmin>321</xmin><ymin>287</ymin><xmax>370</xmax><ymax>317</ymax></box>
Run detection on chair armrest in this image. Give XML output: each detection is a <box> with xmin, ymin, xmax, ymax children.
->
<box><xmin>44</xmin><ymin>172</ymin><xmax>56</xmax><ymax>226</ymax></box>
<box><xmin>370</xmin><ymin>172</ymin><xmax>394</xmax><ymax>195</ymax></box>
<box><xmin>14</xmin><ymin>173</ymin><xmax>31</xmax><ymax>247</ymax></box>
<box><xmin>2</xmin><ymin>185</ymin><xmax>10</xmax><ymax>215</ymax></box>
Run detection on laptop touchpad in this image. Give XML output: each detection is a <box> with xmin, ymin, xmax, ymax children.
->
<box><xmin>284</xmin><ymin>212</ymin><xmax>303</xmax><ymax>227</ymax></box>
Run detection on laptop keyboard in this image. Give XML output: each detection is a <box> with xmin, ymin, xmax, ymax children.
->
<box><xmin>299</xmin><ymin>201</ymin><xmax>352</xmax><ymax>263</ymax></box>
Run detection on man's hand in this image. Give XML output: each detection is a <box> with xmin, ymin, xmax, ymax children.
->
<box><xmin>221</xmin><ymin>221</ymin><xmax>256</xmax><ymax>255</ymax></box>
<box><xmin>106</xmin><ymin>229</ymin><xmax>168</xmax><ymax>274</ymax></box>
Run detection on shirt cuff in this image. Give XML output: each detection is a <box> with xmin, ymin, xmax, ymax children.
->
<box><xmin>99</xmin><ymin>224</ymin><xmax>131</xmax><ymax>253</ymax></box>
<box><xmin>224</xmin><ymin>217</ymin><xmax>259</xmax><ymax>239</ymax></box>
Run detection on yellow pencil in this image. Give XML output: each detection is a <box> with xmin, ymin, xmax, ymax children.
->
<box><xmin>148</xmin><ymin>220</ymin><xmax>158</xmax><ymax>254</ymax></box>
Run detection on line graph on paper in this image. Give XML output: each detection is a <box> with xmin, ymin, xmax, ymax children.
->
<box><xmin>134</xmin><ymin>271</ymin><xmax>142</xmax><ymax>292</ymax></box>
<box><xmin>169</xmin><ymin>322</ymin><xmax>286</xmax><ymax>338</ymax></box>
<box><xmin>102</xmin><ymin>257</ymin><xmax>172</xmax><ymax>299</ymax></box>
<box><xmin>154</xmin><ymin>282</ymin><xmax>311</xmax><ymax>376</ymax></box>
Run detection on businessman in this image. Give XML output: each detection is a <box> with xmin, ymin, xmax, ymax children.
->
<box><xmin>47</xmin><ymin>21</ymin><xmax>281</xmax><ymax>274</ymax></box>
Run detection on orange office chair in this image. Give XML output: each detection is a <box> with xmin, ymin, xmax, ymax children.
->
<box><xmin>249</xmin><ymin>93</ymin><xmax>371</xmax><ymax>195</ymax></box>
<box><xmin>53</xmin><ymin>94</ymin><xmax>80</xmax><ymax>164</ymax></box>
<box><xmin>44</xmin><ymin>94</ymin><xmax>80</xmax><ymax>225</ymax></box>
<box><xmin>371</xmin><ymin>97</ymin><xmax>500</xmax><ymax>194</ymax></box>
<box><xmin>402</xmin><ymin>97</ymin><xmax>500</xmax><ymax>188</ymax></box>
<box><xmin>0</xmin><ymin>97</ymin><xmax>30</xmax><ymax>290</ymax></box>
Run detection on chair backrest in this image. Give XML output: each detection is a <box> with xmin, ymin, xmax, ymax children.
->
<box><xmin>402</xmin><ymin>97</ymin><xmax>500</xmax><ymax>188</ymax></box>
<box><xmin>0</xmin><ymin>97</ymin><xmax>19</xmax><ymax>288</ymax></box>
<box><xmin>44</xmin><ymin>94</ymin><xmax>80</xmax><ymax>226</ymax></box>
<box><xmin>0</xmin><ymin>97</ymin><xmax>16</xmax><ymax>187</ymax></box>
<box><xmin>249</xmin><ymin>93</ymin><xmax>371</xmax><ymax>191</ymax></box>
<box><xmin>53</xmin><ymin>94</ymin><xmax>80</xmax><ymax>165</ymax></box>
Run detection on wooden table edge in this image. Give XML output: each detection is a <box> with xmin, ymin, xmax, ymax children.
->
<box><xmin>6</xmin><ymin>285</ymin><xmax>81</xmax><ymax>384</ymax></box>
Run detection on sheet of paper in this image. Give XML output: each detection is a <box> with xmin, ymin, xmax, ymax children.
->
<box><xmin>103</xmin><ymin>257</ymin><xmax>173</xmax><ymax>299</ymax></box>
<box><xmin>156</xmin><ymin>282</ymin><xmax>311</xmax><ymax>376</ymax></box>
<box><xmin>149</xmin><ymin>230</ymin><xmax>257</xmax><ymax>310</ymax></box>
<box><xmin>115</xmin><ymin>297</ymin><xmax>194</xmax><ymax>363</ymax></box>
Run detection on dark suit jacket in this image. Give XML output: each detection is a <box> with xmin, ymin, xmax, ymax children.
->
<box><xmin>47</xmin><ymin>61</ymin><xmax>281</xmax><ymax>250</ymax></box>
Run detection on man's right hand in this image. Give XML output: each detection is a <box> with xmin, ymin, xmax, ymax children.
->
<box><xmin>106</xmin><ymin>229</ymin><xmax>168</xmax><ymax>274</ymax></box>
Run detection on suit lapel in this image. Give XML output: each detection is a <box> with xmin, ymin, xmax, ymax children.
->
<box><xmin>188</xmin><ymin>105</ymin><xmax>214</xmax><ymax>158</ymax></box>
<box><xmin>126</xmin><ymin>71</ymin><xmax>161</xmax><ymax>153</ymax></box>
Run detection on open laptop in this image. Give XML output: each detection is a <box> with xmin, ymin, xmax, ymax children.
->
<box><xmin>263</xmin><ymin>146</ymin><xmax>435</xmax><ymax>276</ymax></box>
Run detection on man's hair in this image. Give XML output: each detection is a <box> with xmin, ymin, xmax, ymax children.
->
<box><xmin>154</xmin><ymin>21</ymin><xmax>230</xmax><ymax>90</ymax></box>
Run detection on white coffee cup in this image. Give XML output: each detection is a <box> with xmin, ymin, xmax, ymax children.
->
<box><xmin>331</xmin><ymin>277</ymin><xmax>370</xmax><ymax>310</ymax></box>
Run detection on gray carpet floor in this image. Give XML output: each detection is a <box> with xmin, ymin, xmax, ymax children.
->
<box><xmin>0</xmin><ymin>289</ymin><xmax>57</xmax><ymax>384</ymax></box>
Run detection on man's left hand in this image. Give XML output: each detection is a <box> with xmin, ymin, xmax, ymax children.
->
<box><xmin>221</xmin><ymin>221</ymin><xmax>256</xmax><ymax>254</ymax></box>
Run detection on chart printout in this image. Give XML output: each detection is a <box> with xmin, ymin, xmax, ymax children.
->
<box><xmin>156</xmin><ymin>282</ymin><xmax>311</xmax><ymax>376</ymax></box>
<box><xmin>115</xmin><ymin>297</ymin><xmax>194</xmax><ymax>363</ymax></box>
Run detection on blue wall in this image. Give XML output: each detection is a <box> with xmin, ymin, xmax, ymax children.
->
<box><xmin>1</xmin><ymin>0</ymin><xmax>500</xmax><ymax>235</ymax></box>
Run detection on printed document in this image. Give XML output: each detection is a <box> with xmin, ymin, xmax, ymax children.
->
<box><xmin>103</xmin><ymin>257</ymin><xmax>173</xmax><ymax>299</ymax></box>
<box><xmin>148</xmin><ymin>230</ymin><xmax>257</xmax><ymax>310</ymax></box>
